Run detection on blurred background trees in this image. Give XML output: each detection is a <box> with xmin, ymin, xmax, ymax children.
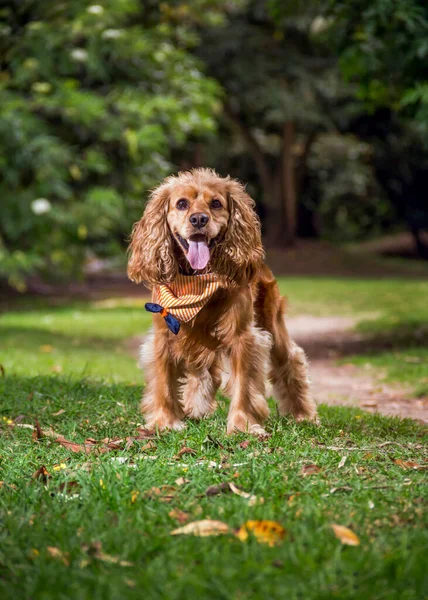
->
<box><xmin>1</xmin><ymin>0</ymin><xmax>427</xmax><ymax>288</ymax></box>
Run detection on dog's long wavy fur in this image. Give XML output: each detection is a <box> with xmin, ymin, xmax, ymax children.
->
<box><xmin>128</xmin><ymin>168</ymin><xmax>317</xmax><ymax>434</ymax></box>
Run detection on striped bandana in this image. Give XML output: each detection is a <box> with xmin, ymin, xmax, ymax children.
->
<box><xmin>145</xmin><ymin>273</ymin><xmax>226</xmax><ymax>334</ymax></box>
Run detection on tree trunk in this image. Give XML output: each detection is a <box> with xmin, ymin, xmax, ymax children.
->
<box><xmin>296</xmin><ymin>130</ymin><xmax>319</xmax><ymax>238</ymax></box>
<box><xmin>223</xmin><ymin>102</ymin><xmax>279</xmax><ymax>241</ymax></box>
<box><xmin>281</xmin><ymin>121</ymin><xmax>297</xmax><ymax>246</ymax></box>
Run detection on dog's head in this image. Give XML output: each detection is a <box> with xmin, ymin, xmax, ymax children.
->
<box><xmin>127</xmin><ymin>168</ymin><xmax>264</xmax><ymax>287</ymax></box>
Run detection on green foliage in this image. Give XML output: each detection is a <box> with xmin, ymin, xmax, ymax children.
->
<box><xmin>305</xmin><ymin>133</ymin><xmax>395</xmax><ymax>242</ymax></box>
<box><xmin>325</xmin><ymin>0</ymin><xmax>428</xmax><ymax>128</ymax></box>
<box><xmin>0</xmin><ymin>0</ymin><xmax>222</xmax><ymax>286</ymax></box>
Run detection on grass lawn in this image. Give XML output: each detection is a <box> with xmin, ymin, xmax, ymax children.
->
<box><xmin>0</xmin><ymin>276</ymin><xmax>427</xmax><ymax>599</ymax></box>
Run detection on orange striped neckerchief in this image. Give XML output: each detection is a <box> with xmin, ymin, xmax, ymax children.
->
<box><xmin>155</xmin><ymin>273</ymin><xmax>227</xmax><ymax>324</ymax></box>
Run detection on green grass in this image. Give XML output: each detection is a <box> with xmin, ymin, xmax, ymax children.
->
<box><xmin>0</xmin><ymin>276</ymin><xmax>427</xmax><ymax>599</ymax></box>
<box><xmin>1</xmin><ymin>378</ymin><xmax>427</xmax><ymax>600</ymax></box>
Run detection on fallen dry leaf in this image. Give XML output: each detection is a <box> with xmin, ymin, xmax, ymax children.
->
<box><xmin>47</xmin><ymin>546</ymin><xmax>70</xmax><ymax>566</ymax></box>
<box><xmin>124</xmin><ymin>437</ymin><xmax>135</xmax><ymax>450</ymax></box>
<box><xmin>140</xmin><ymin>440</ymin><xmax>156</xmax><ymax>452</ymax></box>
<box><xmin>52</xmin><ymin>435</ymin><xmax>125</xmax><ymax>455</ymax></box>
<box><xmin>175</xmin><ymin>446</ymin><xmax>196</xmax><ymax>459</ymax></box>
<box><xmin>0</xmin><ymin>481</ymin><xmax>17</xmax><ymax>491</ymax></box>
<box><xmin>338</xmin><ymin>456</ymin><xmax>347</xmax><ymax>469</ymax></box>
<box><xmin>205</xmin><ymin>482</ymin><xmax>231</xmax><ymax>496</ymax></box>
<box><xmin>52</xmin><ymin>409</ymin><xmax>66</xmax><ymax>417</ymax></box>
<box><xmin>175</xmin><ymin>477</ymin><xmax>190</xmax><ymax>486</ymax></box>
<box><xmin>301</xmin><ymin>463</ymin><xmax>321</xmax><ymax>476</ymax></box>
<box><xmin>235</xmin><ymin>520</ymin><xmax>286</xmax><ymax>547</ymax></box>
<box><xmin>239</xmin><ymin>440</ymin><xmax>250</xmax><ymax>449</ymax></box>
<box><xmin>31</xmin><ymin>465</ymin><xmax>50</xmax><ymax>483</ymax></box>
<box><xmin>101</xmin><ymin>437</ymin><xmax>126</xmax><ymax>450</ymax></box>
<box><xmin>329</xmin><ymin>486</ymin><xmax>352</xmax><ymax>494</ymax></box>
<box><xmin>228</xmin><ymin>482</ymin><xmax>264</xmax><ymax>506</ymax></box>
<box><xmin>331</xmin><ymin>524</ymin><xmax>360</xmax><ymax>546</ymax></box>
<box><xmin>171</xmin><ymin>520</ymin><xmax>230</xmax><ymax>537</ymax></box>
<box><xmin>168</xmin><ymin>509</ymin><xmax>190</xmax><ymax>524</ymax></box>
<box><xmin>378</xmin><ymin>441</ymin><xmax>405</xmax><ymax>449</ymax></box>
<box><xmin>393</xmin><ymin>459</ymin><xmax>425</xmax><ymax>470</ymax></box>
<box><xmin>58</xmin><ymin>480</ymin><xmax>81</xmax><ymax>494</ymax></box>
<box><xmin>135</xmin><ymin>427</ymin><xmax>156</xmax><ymax>439</ymax></box>
<box><xmin>33</xmin><ymin>418</ymin><xmax>44</xmax><ymax>441</ymax></box>
<box><xmin>82</xmin><ymin>541</ymin><xmax>133</xmax><ymax>567</ymax></box>
<box><xmin>144</xmin><ymin>485</ymin><xmax>176</xmax><ymax>502</ymax></box>
<box><xmin>55</xmin><ymin>437</ymin><xmax>97</xmax><ymax>454</ymax></box>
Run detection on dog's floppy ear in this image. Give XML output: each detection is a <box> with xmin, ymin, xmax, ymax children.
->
<box><xmin>127</xmin><ymin>182</ymin><xmax>178</xmax><ymax>287</ymax></box>
<box><xmin>215</xmin><ymin>178</ymin><xmax>264</xmax><ymax>284</ymax></box>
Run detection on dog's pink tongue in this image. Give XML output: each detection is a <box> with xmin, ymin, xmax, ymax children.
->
<box><xmin>187</xmin><ymin>239</ymin><xmax>210</xmax><ymax>270</ymax></box>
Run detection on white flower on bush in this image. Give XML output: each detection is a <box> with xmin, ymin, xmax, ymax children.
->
<box><xmin>102</xmin><ymin>29</ymin><xmax>123</xmax><ymax>40</ymax></box>
<box><xmin>87</xmin><ymin>5</ymin><xmax>104</xmax><ymax>15</ymax></box>
<box><xmin>310</xmin><ymin>16</ymin><xmax>333</xmax><ymax>35</ymax></box>
<box><xmin>70</xmin><ymin>48</ymin><xmax>88</xmax><ymax>62</ymax></box>
<box><xmin>31</xmin><ymin>198</ymin><xmax>51</xmax><ymax>215</ymax></box>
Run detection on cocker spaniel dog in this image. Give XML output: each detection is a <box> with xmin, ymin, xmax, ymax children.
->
<box><xmin>128</xmin><ymin>168</ymin><xmax>317</xmax><ymax>435</ymax></box>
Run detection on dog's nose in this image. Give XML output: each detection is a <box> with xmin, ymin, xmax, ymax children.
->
<box><xmin>189</xmin><ymin>213</ymin><xmax>209</xmax><ymax>229</ymax></box>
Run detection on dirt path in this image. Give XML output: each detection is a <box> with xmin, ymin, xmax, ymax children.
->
<box><xmin>288</xmin><ymin>316</ymin><xmax>428</xmax><ymax>424</ymax></box>
<box><xmin>127</xmin><ymin>315</ymin><xmax>427</xmax><ymax>424</ymax></box>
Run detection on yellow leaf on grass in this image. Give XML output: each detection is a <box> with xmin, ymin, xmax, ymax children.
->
<box><xmin>235</xmin><ymin>520</ymin><xmax>286</xmax><ymax>547</ymax></box>
<box><xmin>171</xmin><ymin>520</ymin><xmax>230</xmax><ymax>537</ymax></box>
<box><xmin>331</xmin><ymin>524</ymin><xmax>360</xmax><ymax>546</ymax></box>
<box><xmin>53</xmin><ymin>463</ymin><xmax>67</xmax><ymax>471</ymax></box>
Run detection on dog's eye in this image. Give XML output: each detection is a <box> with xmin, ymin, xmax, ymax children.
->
<box><xmin>176</xmin><ymin>198</ymin><xmax>188</xmax><ymax>210</ymax></box>
<box><xmin>211</xmin><ymin>199</ymin><xmax>222</xmax><ymax>209</ymax></box>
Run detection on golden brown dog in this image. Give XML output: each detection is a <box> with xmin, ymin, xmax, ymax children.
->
<box><xmin>128</xmin><ymin>168</ymin><xmax>317</xmax><ymax>434</ymax></box>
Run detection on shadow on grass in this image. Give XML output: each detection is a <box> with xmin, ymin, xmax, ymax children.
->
<box><xmin>297</xmin><ymin>318</ymin><xmax>428</xmax><ymax>361</ymax></box>
<box><xmin>0</xmin><ymin>374</ymin><xmax>143</xmax><ymax>438</ymax></box>
<box><xmin>0</xmin><ymin>325</ymin><xmax>124</xmax><ymax>353</ymax></box>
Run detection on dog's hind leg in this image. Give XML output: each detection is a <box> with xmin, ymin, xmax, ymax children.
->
<box><xmin>254</xmin><ymin>269</ymin><xmax>318</xmax><ymax>422</ymax></box>
<box><xmin>226</xmin><ymin>324</ymin><xmax>271</xmax><ymax>435</ymax></box>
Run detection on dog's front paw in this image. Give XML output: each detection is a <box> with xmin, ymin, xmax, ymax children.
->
<box><xmin>226</xmin><ymin>411</ymin><xmax>268</xmax><ymax>436</ymax></box>
<box><xmin>145</xmin><ymin>410</ymin><xmax>186</xmax><ymax>432</ymax></box>
<box><xmin>294</xmin><ymin>411</ymin><xmax>320</xmax><ymax>426</ymax></box>
<box><xmin>183</xmin><ymin>400</ymin><xmax>217</xmax><ymax>420</ymax></box>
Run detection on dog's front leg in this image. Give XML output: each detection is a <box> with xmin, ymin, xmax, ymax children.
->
<box><xmin>139</xmin><ymin>328</ymin><xmax>185</xmax><ymax>431</ymax></box>
<box><xmin>226</xmin><ymin>326</ymin><xmax>271</xmax><ymax>435</ymax></box>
